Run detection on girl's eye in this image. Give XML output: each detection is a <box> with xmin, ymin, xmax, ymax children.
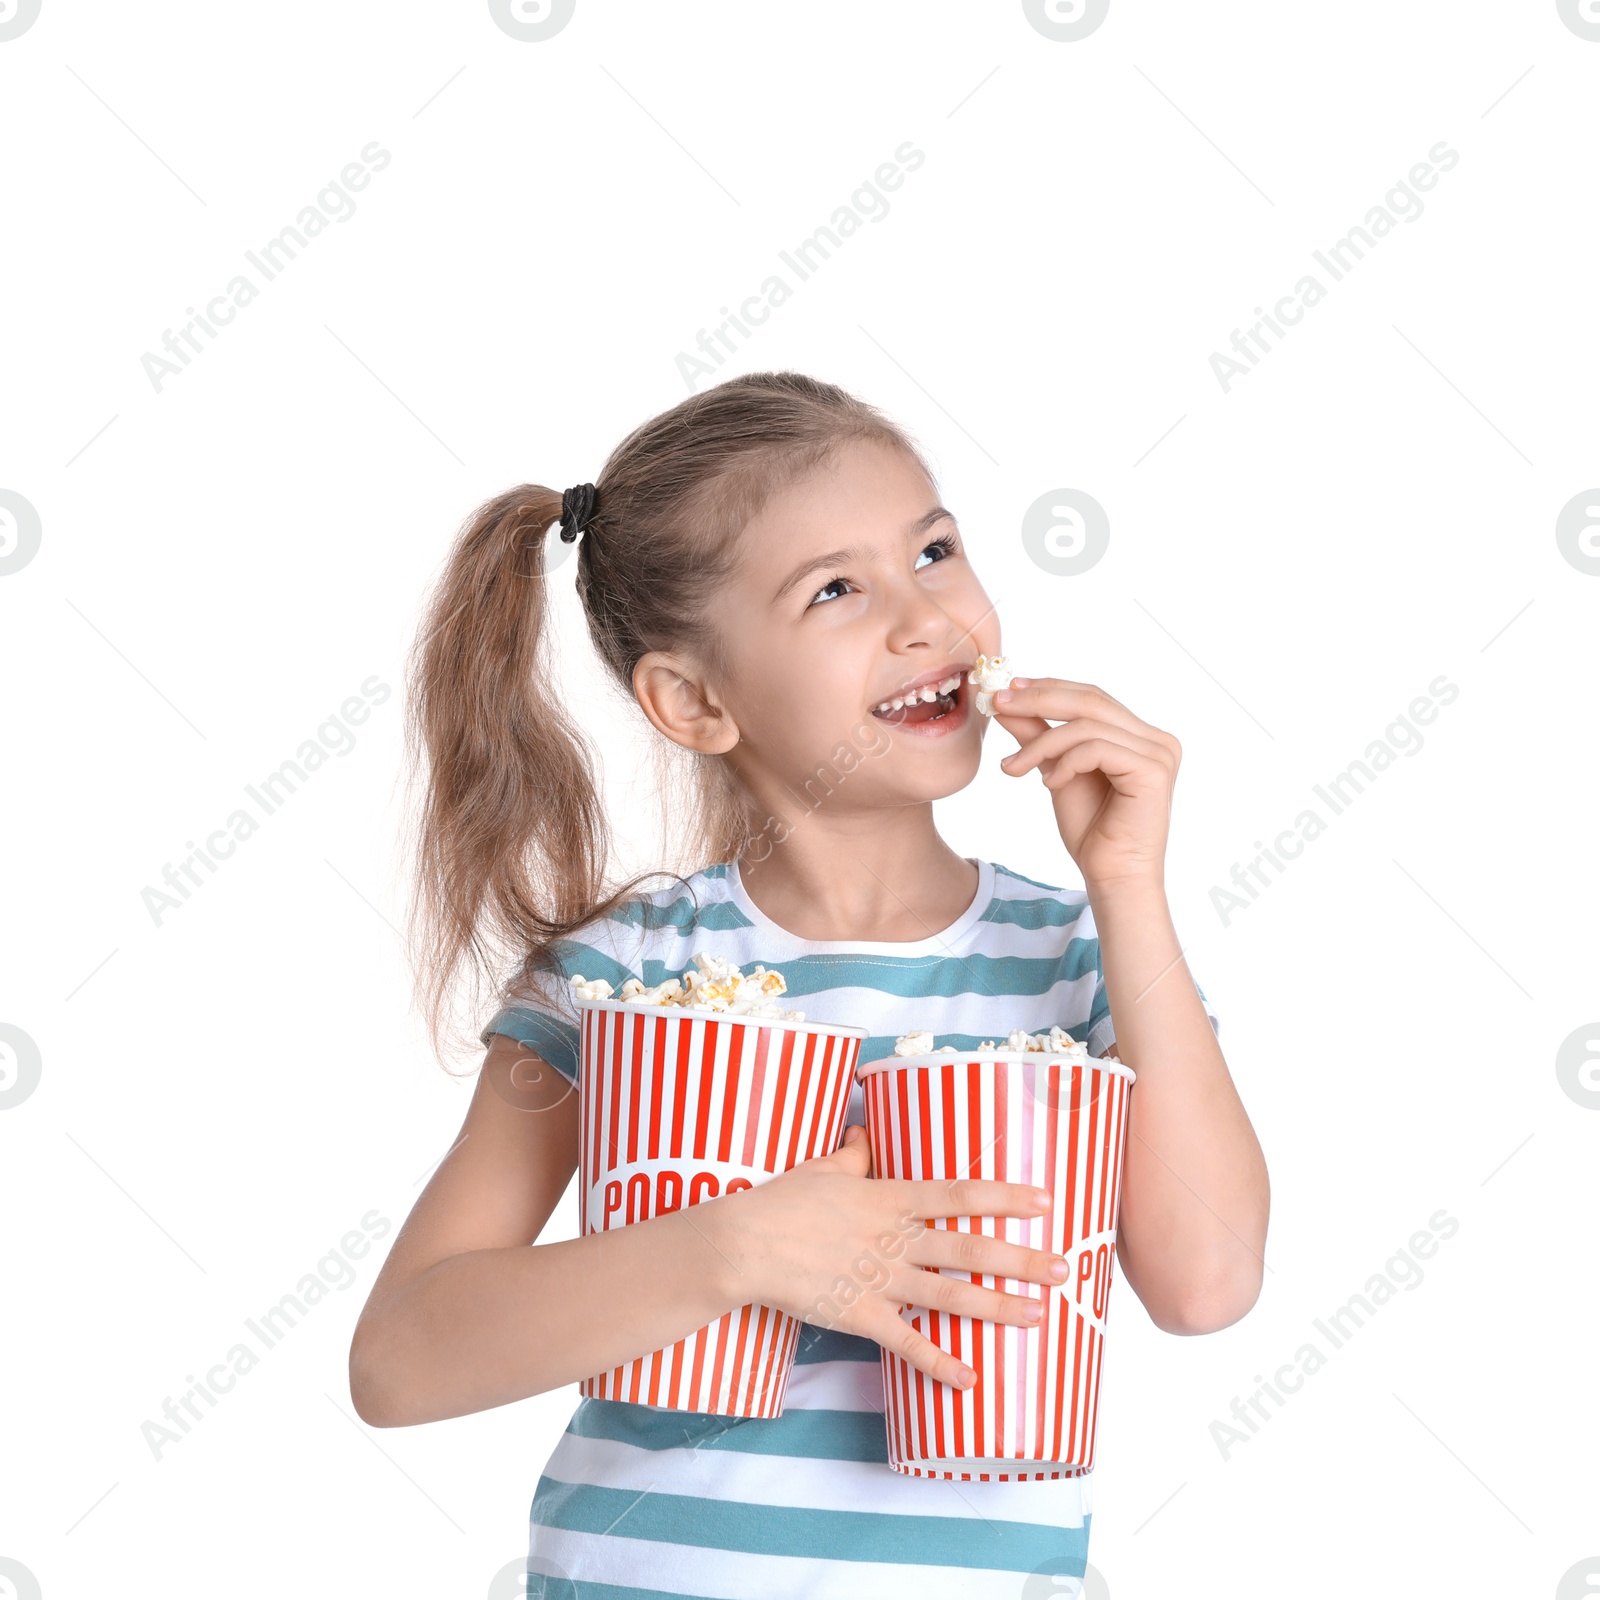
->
<box><xmin>806</xmin><ymin>533</ymin><xmax>959</xmax><ymax>608</ymax></box>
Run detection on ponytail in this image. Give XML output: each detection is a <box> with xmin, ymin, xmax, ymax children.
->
<box><xmin>406</xmin><ymin>485</ymin><xmax>613</xmax><ymax>1056</ymax></box>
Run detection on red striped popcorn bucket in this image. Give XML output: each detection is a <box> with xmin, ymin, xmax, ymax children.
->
<box><xmin>576</xmin><ymin>997</ymin><xmax>865</xmax><ymax>1417</ymax></box>
<box><xmin>858</xmin><ymin>1048</ymin><xmax>1138</xmax><ymax>1480</ymax></box>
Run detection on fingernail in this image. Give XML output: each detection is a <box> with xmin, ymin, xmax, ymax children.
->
<box><xmin>957</xmin><ymin>1365</ymin><xmax>976</xmax><ymax>1387</ymax></box>
<box><xmin>1010</xmin><ymin>677</ymin><xmax>1031</xmax><ymax>687</ymax></box>
<box><xmin>1048</xmin><ymin>1258</ymin><xmax>1069</xmax><ymax>1281</ymax></box>
<box><xmin>1034</xmin><ymin>1190</ymin><xmax>1052</xmax><ymax>1208</ymax></box>
<box><xmin>993</xmin><ymin>689</ymin><xmax>1012</xmax><ymax>703</ymax></box>
<box><xmin>1023</xmin><ymin>1300</ymin><xmax>1043</xmax><ymax>1322</ymax></box>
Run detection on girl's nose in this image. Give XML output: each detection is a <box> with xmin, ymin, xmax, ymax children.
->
<box><xmin>884</xmin><ymin>579</ymin><xmax>960</xmax><ymax>652</ymax></box>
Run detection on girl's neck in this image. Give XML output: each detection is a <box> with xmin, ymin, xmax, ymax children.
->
<box><xmin>736</xmin><ymin>822</ymin><xmax>979</xmax><ymax>944</ymax></box>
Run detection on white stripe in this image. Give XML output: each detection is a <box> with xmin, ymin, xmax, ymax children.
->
<box><xmin>540</xmin><ymin>1435</ymin><xmax>1090</xmax><ymax>1525</ymax></box>
<box><xmin>779</xmin><ymin>1356</ymin><xmax>885</xmax><ymax>1412</ymax></box>
<box><xmin>530</xmin><ymin>1524</ymin><xmax>1088</xmax><ymax>1600</ymax></box>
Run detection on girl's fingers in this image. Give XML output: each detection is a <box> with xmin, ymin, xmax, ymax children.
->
<box><xmin>994</xmin><ymin>682</ymin><xmax>1180</xmax><ymax>756</ymax></box>
<box><xmin>1039</xmin><ymin>737</ymin><xmax>1159</xmax><ymax>794</ymax></box>
<box><xmin>893</xmin><ymin>1261</ymin><xmax>1047</xmax><ymax>1327</ymax></box>
<box><xmin>875</xmin><ymin>1312</ymin><xmax>978</xmax><ymax>1391</ymax></box>
<box><xmin>901</xmin><ymin>1175</ymin><xmax>1053</xmax><ymax>1221</ymax></box>
<box><xmin>909</xmin><ymin>1226</ymin><xmax>1069</xmax><ymax>1289</ymax></box>
<box><xmin>1001</xmin><ymin>718</ymin><xmax>1172</xmax><ymax>778</ymax></box>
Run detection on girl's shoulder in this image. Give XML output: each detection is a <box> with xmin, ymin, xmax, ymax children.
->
<box><xmin>980</xmin><ymin>860</ymin><xmax>1096</xmax><ymax>937</ymax></box>
<box><xmin>552</xmin><ymin>862</ymin><xmax>746</xmax><ymax>971</ymax></box>
<box><xmin>485</xmin><ymin>865</ymin><xmax>743</xmax><ymax>1077</ymax></box>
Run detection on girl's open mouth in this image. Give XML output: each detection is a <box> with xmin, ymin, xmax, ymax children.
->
<box><xmin>870</xmin><ymin>674</ymin><xmax>969</xmax><ymax>734</ymax></box>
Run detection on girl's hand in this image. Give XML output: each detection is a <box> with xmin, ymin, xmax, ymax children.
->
<box><xmin>703</xmin><ymin>1125</ymin><xmax>1069</xmax><ymax>1391</ymax></box>
<box><xmin>990</xmin><ymin>678</ymin><xmax>1180</xmax><ymax>887</ymax></box>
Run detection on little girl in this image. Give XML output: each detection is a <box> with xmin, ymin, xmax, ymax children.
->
<box><xmin>349</xmin><ymin>371</ymin><xmax>1269</xmax><ymax>1599</ymax></box>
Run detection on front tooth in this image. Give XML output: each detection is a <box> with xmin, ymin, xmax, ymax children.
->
<box><xmin>919</xmin><ymin>685</ymin><xmax>937</xmax><ymax>702</ymax></box>
<box><xmin>890</xmin><ymin>698</ymin><xmax>904</xmax><ymax>711</ymax></box>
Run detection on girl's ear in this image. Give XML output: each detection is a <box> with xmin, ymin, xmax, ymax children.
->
<box><xmin>633</xmin><ymin>651</ymin><xmax>740</xmax><ymax>754</ymax></box>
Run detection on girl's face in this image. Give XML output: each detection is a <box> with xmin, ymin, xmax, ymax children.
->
<box><xmin>700</xmin><ymin>437</ymin><xmax>1003</xmax><ymax>815</ymax></box>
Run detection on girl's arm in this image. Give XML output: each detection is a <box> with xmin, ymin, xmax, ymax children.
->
<box><xmin>989</xmin><ymin>677</ymin><xmax>1270</xmax><ymax>1335</ymax></box>
<box><xmin>349</xmin><ymin>1035</ymin><xmax>1068</xmax><ymax>1427</ymax></box>
<box><xmin>1091</xmin><ymin>876</ymin><xmax>1268</xmax><ymax>1335</ymax></box>
<box><xmin>348</xmin><ymin>1034</ymin><xmax>749</xmax><ymax>1427</ymax></box>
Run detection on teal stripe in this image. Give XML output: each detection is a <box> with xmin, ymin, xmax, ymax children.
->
<box><xmin>612</xmin><ymin>896</ymin><xmax>756</xmax><ymax>935</ymax></box>
<box><xmin>794</xmin><ymin>1326</ymin><xmax>879</xmax><ymax>1364</ymax></box>
<box><xmin>765</xmin><ymin>948</ymin><xmax>1101</xmax><ymax>1000</ymax></box>
<box><xmin>992</xmin><ymin>863</ymin><xmax>1067</xmax><ymax>893</ymax></box>
<box><xmin>525</xmin><ymin>1580</ymin><xmax>724</xmax><ymax>1600</ymax></box>
<box><xmin>551</xmin><ymin>940</ymin><xmax>637</xmax><ymax>992</ymax></box>
<box><xmin>981</xmin><ymin>894</ymin><xmax>1093</xmax><ymax>931</ymax></box>
<box><xmin>568</xmin><ymin>1398</ymin><xmax>889</xmax><ymax>1463</ymax></box>
<box><xmin>530</xmin><ymin>1477</ymin><xmax>1091</xmax><ymax>1574</ymax></box>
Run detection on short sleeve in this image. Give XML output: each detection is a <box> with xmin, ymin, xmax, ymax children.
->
<box><xmin>481</xmin><ymin>982</ymin><xmax>582</xmax><ymax>1086</ymax></box>
<box><xmin>479</xmin><ymin>926</ymin><xmax>645</xmax><ymax>1087</ymax></box>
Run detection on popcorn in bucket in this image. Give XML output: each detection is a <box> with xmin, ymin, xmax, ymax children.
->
<box><xmin>573</xmin><ymin>956</ymin><xmax>865</xmax><ymax>1417</ymax></box>
<box><xmin>859</xmin><ymin>1032</ymin><xmax>1136</xmax><ymax>1479</ymax></box>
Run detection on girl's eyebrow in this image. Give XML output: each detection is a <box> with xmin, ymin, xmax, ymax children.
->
<box><xmin>769</xmin><ymin>505</ymin><xmax>957</xmax><ymax>605</ymax></box>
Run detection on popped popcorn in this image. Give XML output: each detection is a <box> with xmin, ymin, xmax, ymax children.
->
<box><xmin>571</xmin><ymin>951</ymin><xmax>806</xmax><ymax>1022</ymax></box>
<box><xmin>892</xmin><ymin>1024</ymin><xmax>1090</xmax><ymax>1057</ymax></box>
<box><xmin>967</xmin><ymin>653</ymin><xmax>1016</xmax><ymax>717</ymax></box>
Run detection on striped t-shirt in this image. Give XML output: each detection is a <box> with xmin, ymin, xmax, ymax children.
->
<box><xmin>484</xmin><ymin>856</ymin><xmax>1218</xmax><ymax>1600</ymax></box>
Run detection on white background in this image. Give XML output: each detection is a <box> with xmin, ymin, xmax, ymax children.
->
<box><xmin>3</xmin><ymin>2</ymin><xmax>1598</xmax><ymax>1597</ymax></box>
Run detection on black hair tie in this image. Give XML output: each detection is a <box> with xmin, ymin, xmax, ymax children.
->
<box><xmin>558</xmin><ymin>482</ymin><xmax>597</xmax><ymax>543</ymax></box>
